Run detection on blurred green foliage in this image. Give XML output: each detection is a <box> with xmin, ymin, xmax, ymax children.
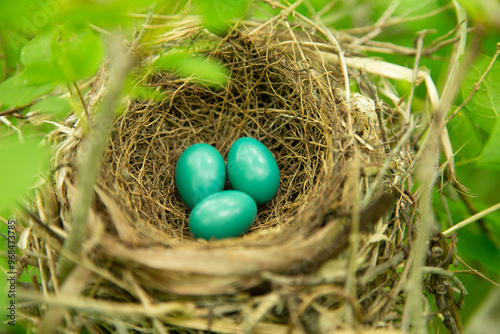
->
<box><xmin>193</xmin><ymin>0</ymin><xmax>249</xmax><ymax>35</ymax></box>
<box><xmin>156</xmin><ymin>49</ymin><xmax>228</xmax><ymax>87</ymax></box>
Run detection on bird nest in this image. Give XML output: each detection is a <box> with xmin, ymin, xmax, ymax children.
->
<box><xmin>12</xmin><ymin>4</ymin><xmax>465</xmax><ymax>334</ymax></box>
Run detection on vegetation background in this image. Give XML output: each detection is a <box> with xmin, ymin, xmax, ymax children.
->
<box><xmin>0</xmin><ymin>0</ymin><xmax>499</xmax><ymax>333</ymax></box>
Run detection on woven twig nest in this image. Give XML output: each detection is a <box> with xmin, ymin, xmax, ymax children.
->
<box><xmin>18</xmin><ymin>8</ymin><xmax>429</xmax><ymax>334</ymax></box>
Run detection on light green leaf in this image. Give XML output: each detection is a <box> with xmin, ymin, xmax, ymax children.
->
<box><xmin>0</xmin><ymin>137</ymin><xmax>46</xmax><ymax>214</ymax></box>
<box><xmin>192</xmin><ymin>0</ymin><xmax>249</xmax><ymax>34</ymax></box>
<box><xmin>20</xmin><ymin>28</ymin><xmax>104</xmax><ymax>84</ymax></box>
<box><xmin>20</xmin><ymin>30</ymin><xmax>55</xmax><ymax>66</ymax></box>
<box><xmin>156</xmin><ymin>51</ymin><xmax>228</xmax><ymax>87</ymax></box>
<box><xmin>57</xmin><ymin>30</ymin><xmax>104</xmax><ymax>82</ymax></box>
<box><xmin>0</xmin><ymin>73</ymin><xmax>55</xmax><ymax>108</ymax></box>
<box><xmin>461</xmin><ymin>54</ymin><xmax>500</xmax><ymax>133</ymax></box>
<box><xmin>478</xmin><ymin>122</ymin><xmax>500</xmax><ymax>169</ymax></box>
<box><xmin>29</xmin><ymin>95</ymin><xmax>72</xmax><ymax>119</ymax></box>
<box><xmin>463</xmin><ymin>54</ymin><xmax>500</xmax><ymax>169</ymax></box>
<box><xmin>131</xmin><ymin>86</ymin><xmax>167</xmax><ymax>102</ymax></box>
<box><xmin>21</xmin><ymin>29</ymin><xmax>63</xmax><ymax>84</ymax></box>
<box><xmin>457</xmin><ymin>225</ymin><xmax>500</xmax><ymax>274</ymax></box>
<box><xmin>22</xmin><ymin>60</ymin><xmax>65</xmax><ymax>85</ymax></box>
<box><xmin>447</xmin><ymin>108</ymin><xmax>483</xmax><ymax>162</ymax></box>
<box><xmin>1</xmin><ymin>30</ymin><xmax>29</xmax><ymax>70</ymax></box>
<box><xmin>58</xmin><ymin>2</ymin><xmax>123</xmax><ymax>28</ymax></box>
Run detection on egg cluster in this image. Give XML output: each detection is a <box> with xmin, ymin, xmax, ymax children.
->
<box><xmin>175</xmin><ymin>137</ymin><xmax>280</xmax><ymax>240</ymax></box>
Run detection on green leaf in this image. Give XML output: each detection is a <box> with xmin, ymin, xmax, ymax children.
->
<box><xmin>56</xmin><ymin>30</ymin><xmax>104</xmax><ymax>82</ymax></box>
<box><xmin>20</xmin><ymin>30</ymin><xmax>55</xmax><ymax>66</ymax></box>
<box><xmin>20</xmin><ymin>27</ymin><xmax>104</xmax><ymax>84</ymax></box>
<box><xmin>192</xmin><ymin>0</ymin><xmax>249</xmax><ymax>34</ymax></box>
<box><xmin>0</xmin><ymin>28</ymin><xmax>29</xmax><ymax>70</ymax></box>
<box><xmin>461</xmin><ymin>54</ymin><xmax>500</xmax><ymax>134</ymax></box>
<box><xmin>156</xmin><ymin>51</ymin><xmax>228</xmax><ymax>87</ymax></box>
<box><xmin>22</xmin><ymin>60</ymin><xmax>64</xmax><ymax>85</ymax></box>
<box><xmin>478</xmin><ymin>122</ymin><xmax>500</xmax><ymax>169</ymax></box>
<box><xmin>20</xmin><ymin>29</ymin><xmax>64</xmax><ymax>84</ymax></box>
<box><xmin>131</xmin><ymin>86</ymin><xmax>167</xmax><ymax>102</ymax></box>
<box><xmin>0</xmin><ymin>0</ymin><xmax>52</xmax><ymax>32</ymax></box>
<box><xmin>447</xmin><ymin>107</ymin><xmax>483</xmax><ymax>162</ymax></box>
<box><xmin>29</xmin><ymin>95</ymin><xmax>72</xmax><ymax>119</ymax></box>
<box><xmin>0</xmin><ymin>137</ymin><xmax>46</xmax><ymax>215</ymax></box>
<box><xmin>457</xmin><ymin>224</ymin><xmax>500</xmax><ymax>275</ymax></box>
<box><xmin>58</xmin><ymin>1</ymin><xmax>125</xmax><ymax>29</ymax></box>
<box><xmin>0</xmin><ymin>73</ymin><xmax>55</xmax><ymax>107</ymax></box>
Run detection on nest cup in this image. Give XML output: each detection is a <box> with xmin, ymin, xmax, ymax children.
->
<box><xmin>104</xmin><ymin>32</ymin><xmax>345</xmax><ymax>242</ymax></box>
<box><xmin>22</xmin><ymin>19</ymin><xmax>413</xmax><ymax>333</ymax></box>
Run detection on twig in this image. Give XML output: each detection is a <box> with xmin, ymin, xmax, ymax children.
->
<box><xmin>458</xmin><ymin>191</ymin><xmax>490</xmax><ymax>234</ymax></box>
<box><xmin>56</xmin><ymin>6</ymin><xmax>155</xmax><ymax>283</ymax></box>
<box><xmin>129</xmin><ymin>4</ymin><xmax>156</xmax><ymax>53</ymax></box>
<box><xmin>353</xmin><ymin>0</ymin><xmax>400</xmax><ymax>46</ymax></box>
<box><xmin>425</xmin><ymin>19</ymin><xmax>464</xmax><ymax>50</ymax></box>
<box><xmin>73</xmin><ymin>82</ymin><xmax>91</xmax><ymax>122</ymax></box>
<box><xmin>403</xmin><ymin>2</ymin><xmax>469</xmax><ymax>331</ymax></box>
<box><xmin>442</xmin><ymin>201</ymin><xmax>500</xmax><ymax>236</ymax></box>
<box><xmin>293</xmin><ymin>12</ymin><xmax>351</xmax><ymax>100</ymax></box>
<box><xmin>342</xmin><ymin>4</ymin><xmax>453</xmax><ymax>35</ymax></box>
<box><xmin>0</xmin><ymin>101</ymin><xmax>36</xmax><ymax>118</ymax></box>
<box><xmin>345</xmin><ymin>150</ymin><xmax>361</xmax><ymax>328</ymax></box>
<box><xmin>251</xmin><ymin>0</ymin><xmax>304</xmax><ymax>35</ymax></box>
<box><xmin>453</xmin><ymin>253</ymin><xmax>500</xmax><ymax>287</ymax></box>
<box><xmin>18</xmin><ymin>290</ymin><xmax>192</xmax><ymax>317</ymax></box>
<box><xmin>56</xmin><ymin>43</ymin><xmax>133</xmax><ymax>283</ymax></box>
<box><xmin>422</xmin><ymin>266</ymin><xmax>468</xmax><ymax>296</ymax></box>
<box><xmin>406</xmin><ymin>29</ymin><xmax>432</xmax><ymax>119</ymax></box>
<box><xmin>21</xmin><ymin>206</ymin><xmax>65</xmax><ymax>244</ymax></box>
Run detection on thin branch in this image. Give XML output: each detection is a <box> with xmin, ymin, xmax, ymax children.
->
<box><xmin>442</xmin><ymin>201</ymin><xmax>500</xmax><ymax>236</ymax></box>
<box><xmin>73</xmin><ymin>81</ymin><xmax>91</xmax><ymax>121</ymax></box>
<box><xmin>406</xmin><ymin>29</ymin><xmax>432</xmax><ymax>119</ymax></box>
<box><xmin>294</xmin><ymin>12</ymin><xmax>351</xmax><ymax>100</ymax></box>
<box><xmin>454</xmin><ymin>253</ymin><xmax>500</xmax><ymax>287</ymax></box>
<box><xmin>403</xmin><ymin>2</ymin><xmax>469</xmax><ymax>331</ymax></box>
<box><xmin>342</xmin><ymin>4</ymin><xmax>453</xmax><ymax>35</ymax></box>
<box><xmin>56</xmin><ymin>44</ymin><xmax>133</xmax><ymax>283</ymax></box>
<box><xmin>22</xmin><ymin>206</ymin><xmax>65</xmax><ymax>244</ymax></box>
<box><xmin>345</xmin><ymin>151</ymin><xmax>361</xmax><ymax>328</ymax></box>
<box><xmin>56</xmin><ymin>6</ymin><xmax>155</xmax><ymax>284</ymax></box>
<box><xmin>421</xmin><ymin>266</ymin><xmax>468</xmax><ymax>296</ymax></box>
<box><xmin>129</xmin><ymin>4</ymin><xmax>156</xmax><ymax>53</ymax></box>
<box><xmin>19</xmin><ymin>290</ymin><xmax>192</xmax><ymax>317</ymax></box>
<box><xmin>0</xmin><ymin>101</ymin><xmax>36</xmax><ymax>118</ymax></box>
<box><xmin>353</xmin><ymin>0</ymin><xmax>401</xmax><ymax>46</ymax></box>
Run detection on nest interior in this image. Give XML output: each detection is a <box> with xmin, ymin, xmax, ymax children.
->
<box><xmin>18</xmin><ymin>20</ymin><xmax>426</xmax><ymax>334</ymax></box>
<box><xmin>102</xmin><ymin>31</ymin><xmax>352</xmax><ymax>244</ymax></box>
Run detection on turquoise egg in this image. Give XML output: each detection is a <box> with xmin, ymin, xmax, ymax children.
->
<box><xmin>189</xmin><ymin>190</ymin><xmax>257</xmax><ymax>239</ymax></box>
<box><xmin>175</xmin><ymin>143</ymin><xmax>226</xmax><ymax>208</ymax></box>
<box><xmin>227</xmin><ymin>137</ymin><xmax>280</xmax><ymax>205</ymax></box>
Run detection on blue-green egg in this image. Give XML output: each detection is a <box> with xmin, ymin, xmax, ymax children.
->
<box><xmin>227</xmin><ymin>137</ymin><xmax>280</xmax><ymax>205</ymax></box>
<box><xmin>175</xmin><ymin>143</ymin><xmax>226</xmax><ymax>208</ymax></box>
<box><xmin>189</xmin><ymin>190</ymin><xmax>257</xmax><ymax>239</ymax></box>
